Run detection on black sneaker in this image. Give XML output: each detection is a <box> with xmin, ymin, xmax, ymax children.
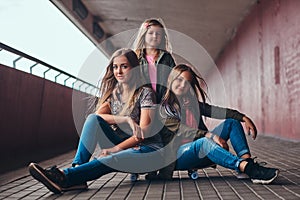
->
<box><xmin>244</xmin><ymin>158</ymin><xmax>279</xmax><ymax>184</ymax></box>
<box><xmin>28</xmin><ymin>163</ymin><xmax>65</xmax><ymax>194</ymax></box>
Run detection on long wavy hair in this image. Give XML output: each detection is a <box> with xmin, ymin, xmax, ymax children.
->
<box><xmin>161</xmin><ymin>64</ymin><xmax>208</xmax><ymax>116</ymax></box>
<box><xmin>92</xmin><ymin>48</ymin><xmax>143</xmax><ymax>114</ymax></box>
<box><xmin>133</xmin><ymin>18</ymin><xmax>172</xmax><ymax>58</ymax></box>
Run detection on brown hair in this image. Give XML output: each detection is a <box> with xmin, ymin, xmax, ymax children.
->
<box><xmin>161</xmin><ymin>64</ymin><xmax>208</xmax><ymax>115</ymax></box>
<box><xmin>92</xmin><ymin>48</ymin><xmax>143</xmax><ymax>113</ymax></box>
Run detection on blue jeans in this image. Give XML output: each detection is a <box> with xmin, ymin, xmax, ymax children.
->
<box><xmin>175</xmin><ymin>119</ymin><xmax>249</xmax><ymax>171</ymax></box>
<box><xmin>211</xmin><ymin>119</ymin><xmax>250</xmax><ymax>157</ymax></box>
<box><xmin>72</xmin><ymin>114</ymin><xmax>129</xmax><ymax>166</ymax></box>
<box><xmin>65</xmin><ymin>114</ymin><xmax>164</xmax><ymax>185</ymax></box>
<box><xmin>64</xmin><ymin>146</ymin><xmax>163</xmax><ymax>185</ymax></box>
<box><xmin>175</xmin><ymin>137</ymin><xmax>243</xmax><ymax>171</ymax></box>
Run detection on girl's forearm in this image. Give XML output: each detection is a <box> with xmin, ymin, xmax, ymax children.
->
<box><xmin>98</xmin><ymin>114</ymin><xmax>130</xmax><ymax>125</ymax></box>
<box><xmin>116</xmin><ymin>136</ymin><xmax>142</xmax><ymax>150</ymax></box>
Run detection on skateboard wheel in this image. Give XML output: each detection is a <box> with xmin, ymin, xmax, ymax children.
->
<box><xmin>190</xmin><ymin>171</ymin><xmax>199</xmax><ymax>180</ymax></box>
<box><xmin>130</xmin><ymin>173</ymin><xmax>139</xmax><ymax>182</ymax></box>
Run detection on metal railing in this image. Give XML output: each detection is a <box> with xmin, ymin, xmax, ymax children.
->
<box><xmin>0</xmin><ymin>42</ymin><xmax>98</xmax><ymax>95</ymax></box>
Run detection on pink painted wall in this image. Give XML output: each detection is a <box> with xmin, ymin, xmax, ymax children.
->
<box><xmin>0</xmin><ymin>64</ymin><xmax>90</xmax><ymax>173</ymax></box>
<box><xmin>210</xmin><ymin>0</ymin><xmax>300</xmax><ymax>141</ymax></box>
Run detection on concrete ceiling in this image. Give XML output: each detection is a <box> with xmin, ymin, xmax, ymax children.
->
<box><xmin>51</xmin><ymin>0</ymin><xmax>256</xmax><ymax>61</ymax></box>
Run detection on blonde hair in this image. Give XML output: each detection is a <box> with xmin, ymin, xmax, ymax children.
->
<box><xmin>133</xmin><ymin>18</ymin><xmax>172</xmax><ymax>58</ymax></box>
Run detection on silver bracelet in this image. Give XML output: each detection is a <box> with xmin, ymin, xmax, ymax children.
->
<box><xmin>210</xmin><ymin>133</ymin><xmax>215</xmax><ymax>140</ymax></box>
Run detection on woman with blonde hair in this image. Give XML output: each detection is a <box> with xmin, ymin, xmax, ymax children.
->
<box><xmin>133</xmin><ymin>18</ymin><xmax>176</xmax><ymax>103</ymax></box>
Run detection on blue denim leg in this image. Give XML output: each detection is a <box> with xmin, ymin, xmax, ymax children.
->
<box><xmin>72</xmin><ymin>114</ymin><xmax>126</xmax><ymax>166</ymax></box>
<box><xmin>175</xmin><ymin>137</ymin><xmax>243</xmax><ymax>172</ymax></box>
<box><xmin>211</xmin><ymin>119</ymin><xmax>250</xmax><ymax>157</ymax></box>
<box><xmin>64</xmin><ymin>146</ymin><xmax>163</xmax><ymax>185</ymax></box>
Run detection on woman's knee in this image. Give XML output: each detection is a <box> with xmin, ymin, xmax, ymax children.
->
<box><xmin>224</xmin><ymin>118</ymin><xmax>238</xmax><ymax>125</ymax></box>
<box><xmin>86</xmin><ymin>114</ymin><xmax>105</xmax><ymax>124</ymax></box>
<box><xmin>224</xmin><ymin>119</ymin><xmax>243</xmax><ymax>129</ymax></box>
<box><xmin>84</xmin><ymin>114</ymin><xmax>105</xmax><ymax>129</ymax></box>
<box><xmin>193</xmin><ymin>137</ymin><xmax>215</xmax><ymax>151</ymax></box>
<box><xmin>86</xmin><ymin>113</ymin><xmax>98</xmax><ymax>121</ymax></box>
<box><xmin>194</xmin><ymin>137</ymin><xmax>219</xmax><ymax>159</ymax></box>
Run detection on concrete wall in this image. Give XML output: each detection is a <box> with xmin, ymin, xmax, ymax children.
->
<box><xmin>0</xmin><ymin>64</ymin><xmax>90</xmax><ymax>173</ymax></box>
<box><xmin>209</xmin><ymin>0</ymin><xmax>299</xmax><ymax>141</ymax></box>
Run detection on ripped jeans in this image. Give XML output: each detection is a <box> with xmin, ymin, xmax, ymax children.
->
<box><xmin>72</xmin><ymin>114</ymin><xmax>130</xmax><ymax>166</ymax></box>
<box><xmin>64</xmin><ymin>114</ymin><xmax>163</xmax><ymax>185</ymax></box>
<box><xmin>175</xmin><ymin>119</ymin><xmax>250</xmax><ymax>172</ymax></box>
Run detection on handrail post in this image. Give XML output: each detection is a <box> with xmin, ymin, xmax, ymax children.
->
<box><xmin>13</xmin><ymin>56</ymin><xmax>22</xmax><ymax>68</ymax></box>
<box><xmin>55</xmin><ymin>73</ymin><xmax>62</xmax><ymax>83</ymax></box>
<box><xmin>64</xmin><ymin>77</ymin><xmax>71</xmax><ymax>86</ymax></box>
<box><xmin>43</xmin><ymin>68</ymin><xmax>51</xmax><ymax>78</ymax></box>
<box><xmin>30</xmin><ymin>63</ymin><xmax>38</xmax><ymax>74</ymax></box>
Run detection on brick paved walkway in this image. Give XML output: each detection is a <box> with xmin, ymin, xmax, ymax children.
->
<box><xmin>0</xmin><ymin>135</ymin><xmax>299</xmax><ymax>199</ymax></box>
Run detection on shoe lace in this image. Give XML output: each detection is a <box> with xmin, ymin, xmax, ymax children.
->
<box><xmin>252</xmin><ymin>157</ymin><xmax>267</xmax><ymax>166</ymax></box>
<box><xmin>45</xmin><ymin>165</ymin><xmax>66</xmax><ymax>183</ymax></box>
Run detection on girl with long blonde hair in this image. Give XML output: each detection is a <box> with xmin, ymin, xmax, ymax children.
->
<box><xmin>133</xmin><ymin>18</ymin><xmax>176</xmax><ymax>103</ymax></box>
<box><xmin>28</xmin><ymin>49</ymin><xmax>164</xmax><ymax>194</ymax></box>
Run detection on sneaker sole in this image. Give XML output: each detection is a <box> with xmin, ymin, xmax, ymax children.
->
<box><xmin>236</xmin><ymin>172</ymin><xmax>249</xmax><ymax>179</ymax></box>
<box><xmin>61</xmin><ymin>183</ymin><xmax>88</xmax><ymax>192</ymax></box>
<box><xmin>28</xmin><ymin>163</ymin><xmax>61</xmax><ymax>194</ymax></box>
<box><xmin>251</xmin><ymin>169</ymin><xmax>279</xmax><ymax>184</ymax></box>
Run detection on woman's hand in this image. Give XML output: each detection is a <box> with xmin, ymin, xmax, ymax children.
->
<box><xmin>207</xmin><ymin>133</ymin><xmax>229</xmax><ymax>151</ymax></box>
<box><xmin>242</xmin><ymin>116</ymin><xmax>257</xmax><ymax>140</ymax></box>
<box><xmin>99</xmin><ymin>146</ymin><xmax>121</xmax><ymax>158</ymax></box>
<box><xmin>126</xmin><ymin>117</ymin><xmax>144</xmax><ymax>141</ymax></box>
<box><xmin>213</xmin><ymin>135</ymin><xmax>229</xmax><ymax>151</ymax></box>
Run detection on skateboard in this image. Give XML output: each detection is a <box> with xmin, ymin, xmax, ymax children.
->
<box><xmin>130</xmin><ymin>164</ymin><xmax>217</xmax><ymax>182</ymax></box>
